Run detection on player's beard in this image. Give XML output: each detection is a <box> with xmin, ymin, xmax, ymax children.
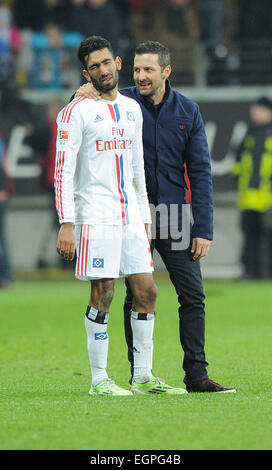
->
<box><xmin>91</xmin><ymin>69</ymin><xmax>119</xmax><ymax>93</ymax></box>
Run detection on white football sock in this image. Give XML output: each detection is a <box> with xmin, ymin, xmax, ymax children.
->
<box><xmin>130</xmin><ymin>310</ymin><xmax>154</xmax><ymax>383</ymax></box>
<box><xmin>85</xmin><ymin>306</ymin><xmax>109</xmax><ymax>387</ymax></box>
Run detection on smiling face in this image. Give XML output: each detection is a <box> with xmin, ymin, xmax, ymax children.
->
<box><xmin>133</xmin><ymin>53</ymin><xmax>171</xmax><ymax>105</ymax></box>
<box><xmin>82</xmin><ymin>47</ymin><xmax>122</xmax><ymax>96</ymax></box>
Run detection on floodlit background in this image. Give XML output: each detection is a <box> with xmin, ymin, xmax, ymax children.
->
<box><xmin>1</xmin><ymin>0</ymin><xmax>272</xmax><ymax>280</ymax></box>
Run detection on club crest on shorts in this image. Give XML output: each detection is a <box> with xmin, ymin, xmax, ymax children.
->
<box><xmin>92</xmin><ymin>257</ymin><xmax>104</xmax><ymax>268</ymax></box>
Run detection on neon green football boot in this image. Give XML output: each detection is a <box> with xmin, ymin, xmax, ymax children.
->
<box><xmin>88</xmin><ymin>378</ymin><xmax>133</xmax><ymax>396</ymax></box>
<box><xmin>131</xmin><ymin>376</ymin><xmax>188</xmax><ymax>395</ymax></box>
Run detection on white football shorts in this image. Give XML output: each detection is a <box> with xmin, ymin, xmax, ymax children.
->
<box><xmin>74</xmin><ymin>223</ymin><xmax>153</xmax><ymax>280</ymax></box>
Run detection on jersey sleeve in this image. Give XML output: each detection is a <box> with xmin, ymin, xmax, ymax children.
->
<box><xmin>132</xmin><ymin>106</ymin><xmax>151</xmax><ymax>224</ymax></box>
<box><xmin>54</xmin><ymin>99</ymin><xmax>84</xmax><ymax>224</ymax></box>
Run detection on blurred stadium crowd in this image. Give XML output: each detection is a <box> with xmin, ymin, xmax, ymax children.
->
<box><xmin>1</xmin><ymin>0</ymin><xmax>272</xmax><ymax>90</ymax></box>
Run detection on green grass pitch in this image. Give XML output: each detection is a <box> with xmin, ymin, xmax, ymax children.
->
<box><xmin>1</xmin><ymin>273</ymin><xmax>271</xmax><ymax>450</ymax></box>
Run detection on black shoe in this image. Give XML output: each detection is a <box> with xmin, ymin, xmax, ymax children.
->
<box><xmin>186</xmin><ymin>378</ymin><xmax>236</xmax><ymax>393</ymax></box>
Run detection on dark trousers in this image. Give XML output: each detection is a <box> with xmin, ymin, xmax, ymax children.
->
<box><xmin>241</xmin><ymin>210</ymin><xmax>272</xmax><ymax>278</ymax></box>
<box><xmin>0</xmin><ymin>200</ymin><xmax>11</xmax><ymax>282</ymax></box>
<box><xmin>124</xmin><ymin>230</ymin><xmax>209</xmax><ymax>384</ymax></box>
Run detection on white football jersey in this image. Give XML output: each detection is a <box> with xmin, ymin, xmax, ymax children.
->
<box><xmin>54</xmin><ymin>92</ymin><xmax>151</xmax><ymax>225</ymax></box>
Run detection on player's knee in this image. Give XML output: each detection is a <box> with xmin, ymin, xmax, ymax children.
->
<box><xmin>99</xmin><ymin>287</ymin><xmax>114</xmax><ymax>310</ymax></box>
<box><xmin>92</xmin><ymin>280</ymin><xmax>115</xmax><ymax>311</ymax></box>
<box><xmin>148</xmin><ymin>282</ymin><xmax>158</xmax><ymax>304</ymax></box>
<box><xmin>134</xmin><ymin>281</ymin><xmax>158</xmax><ymax>309</ymax></box>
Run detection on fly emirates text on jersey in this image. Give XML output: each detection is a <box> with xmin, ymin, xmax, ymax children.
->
<box><xmin>96</xmin><ymin>127</ymin><xmax>133</xmax><ymax>151</ymax></box>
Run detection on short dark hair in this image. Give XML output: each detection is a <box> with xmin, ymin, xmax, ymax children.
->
<box><xmin>134</xmin><ymin>41</ymin><xmax>171</xmax><ymax>69</ymax></box>
<box><xmin>77</xmin><ymin>35</ymin><xmax>115</xmax><ymax>68</ymax></box>
<box><xmin>252</xmin><ymin>96</ymin><xmax>272</xmax><ymax>111</ymax></box>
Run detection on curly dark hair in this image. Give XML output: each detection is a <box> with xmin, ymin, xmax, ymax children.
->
<box><xmin>77</xmin><ymin>36</ymin><xmax>115</xmax><ymax>68</ymax></box>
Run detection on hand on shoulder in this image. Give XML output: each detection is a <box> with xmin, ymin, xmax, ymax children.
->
<box><xmin>75</xmin><ymin>82</ymin><xmax>101</xmax><ymax>100</ymax></box>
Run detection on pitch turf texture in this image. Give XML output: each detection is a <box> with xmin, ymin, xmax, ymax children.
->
<box><xmin>1</xmin><ymin>273</ymin><xmax>271</xmax><ymax>450</ymax></box>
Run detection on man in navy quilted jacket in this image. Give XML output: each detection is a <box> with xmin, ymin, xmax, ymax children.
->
<box><xmin>75</xmin><ymin>39</ymin><xmax>236</xmax><ymax>393</ymax></box>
